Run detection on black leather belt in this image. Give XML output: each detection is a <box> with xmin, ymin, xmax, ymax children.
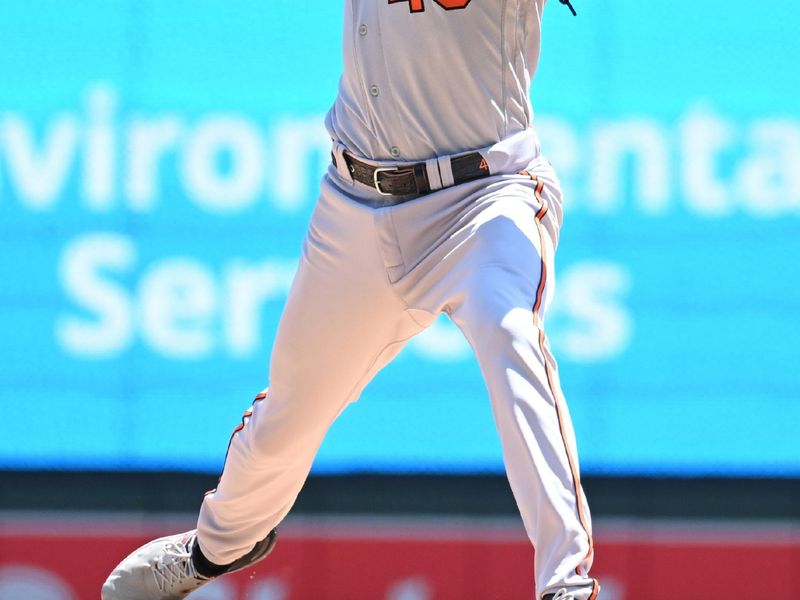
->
<box><xmin>334</xmin><ymin>151</ymin><xmax>491</xmax><ymax>197</ymax></box>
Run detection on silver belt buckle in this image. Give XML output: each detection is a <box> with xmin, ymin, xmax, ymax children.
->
<box><xmin>373</xmin><ymin>167</ymin><xmax>399</xmax><ymax>196</ymax></box>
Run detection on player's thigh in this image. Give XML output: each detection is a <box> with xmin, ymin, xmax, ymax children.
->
<box><xmin>268</xmin><ymin>183</ymin><xmax>423</xmax><ymax>409</ymax></box>
<box><xmin>447</xmin><ymin>180</ymin><xmax>558</xmax><ymax>345</ymax></box>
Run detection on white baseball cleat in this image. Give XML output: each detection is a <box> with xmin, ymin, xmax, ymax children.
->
<box><xmin>543</xmin><ymin>590</ymin><xmax>575</xmax><ymax>600</ymax></box>
<box><xmin>542</xmin><ymin>586</ymin><xmax>600</xmax><ymax>600</ymax></box>
<box><xmin>101</xmin><ymin>529</ymin><xmax>277</xmax><ymax>600</ymax></box>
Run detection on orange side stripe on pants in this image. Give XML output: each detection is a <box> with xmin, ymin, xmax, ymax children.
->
<box><xmin>588</xmin><ymin>580</ymin><xmax>600</xmax><ymax>600</ymax></box>
<box><xmin>204</xmin><ymin>390</ymin><xmax>267</xmax><ymax>497</ymax></box>
<box><xmin>528</xmin><ymin>174</ymin><xmax>595</xmax><ymax>578</ymax></box>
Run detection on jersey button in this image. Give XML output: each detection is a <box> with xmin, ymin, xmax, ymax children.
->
<box><xmin>390</xmin><ymin>147</ymin><xmax>400</xmax><ymax>158</ymax></box>
<box><xmin>370</xmin><ymin>85</ymin><xmax>380</xmax><ymax>97</ymax></box>
<box><xmin>358</xmin><ymin>24</ymin><xmax>368</xmax><ymax>36</ymax></box>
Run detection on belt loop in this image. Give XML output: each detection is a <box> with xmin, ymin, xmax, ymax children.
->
<box><xmin>425</xmin><ymin>158</ymin><xmax>443</xmax><ymax>192</ymax></box>
<box><xmin>437</xmin><ymin>156</ymin><xmax>455</xmax><ymax>188</ymax></box>
<box><xmin>331</xmin><ymin>142</ymin><xmax>354</xmax><ymax>184</ymax></box>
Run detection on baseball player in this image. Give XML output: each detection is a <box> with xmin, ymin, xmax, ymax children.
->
<box><xmin>102</xmin><ymin>0</ymin><xmax>598</xmax><ymax>598</ymax></box>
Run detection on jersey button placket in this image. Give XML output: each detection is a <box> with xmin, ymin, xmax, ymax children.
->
<box><xmin>361</xmin><ymin>6</ymin><xmax>405</xmax><ymax>159</ymax></box>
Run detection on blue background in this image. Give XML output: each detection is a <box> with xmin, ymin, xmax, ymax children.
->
<box><xmin>0</xmin><ymin>1</ymin><xmax>798</xmax><ymax>476</ymax></box>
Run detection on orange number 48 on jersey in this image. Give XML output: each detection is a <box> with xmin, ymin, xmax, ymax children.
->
<box><xmin>388</xmin><ymin>0</ymin><xmax>471</xmax><ymax>13</ymax></box>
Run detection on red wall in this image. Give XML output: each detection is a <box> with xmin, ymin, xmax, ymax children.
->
<box><xmin>1</xmin><ymin>516</ymin><xmax>798</xmax><ymax>599</ymax></box>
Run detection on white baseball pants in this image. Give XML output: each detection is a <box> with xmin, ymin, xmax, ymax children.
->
<box><xmin>196</xmin><ymin>156</ymin><xmax>598</xmax><ymax>599</ymax></box>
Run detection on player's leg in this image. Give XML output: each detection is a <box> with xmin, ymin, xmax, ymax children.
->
<box><xmin>445</xmin><ymin>166</ymin><xmax>598</xmax><ymax>599</ymax></box>
<box><xmin>102</xmin><ymin>174</ymin><xmax>426</xmax><ymax>599</ymax></box>
<box><xmin>196</xmin><ymin>177</ymin><xmax>427</xmax><ymax>566</ymax></box>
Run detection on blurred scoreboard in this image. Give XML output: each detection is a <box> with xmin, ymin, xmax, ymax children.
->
<box><xmin>0</xmin><ymin>1</ymin><xmax>798</xmax><ymax>475</ymax></box>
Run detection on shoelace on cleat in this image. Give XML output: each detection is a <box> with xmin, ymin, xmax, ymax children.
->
<box><xmin>552</xmin><ymin>589</ymin><xmax>575</xmax><ymax>600</ymax></box>
<box><xmin>152</xmin><ymin>539</ymin><xmax>207</xmax><ymax>593</ymax></box>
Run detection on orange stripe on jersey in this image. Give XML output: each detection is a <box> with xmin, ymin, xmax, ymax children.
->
<box><xmin>529</xmin><ymin>177</ymin><xmax>595</xmax><ymax>577</ymax></box>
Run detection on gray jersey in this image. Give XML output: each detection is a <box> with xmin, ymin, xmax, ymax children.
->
<box><xmin>326</xmin><ymin>0</ymin><xmax>546</xmax><ymax>162</ymax></box>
